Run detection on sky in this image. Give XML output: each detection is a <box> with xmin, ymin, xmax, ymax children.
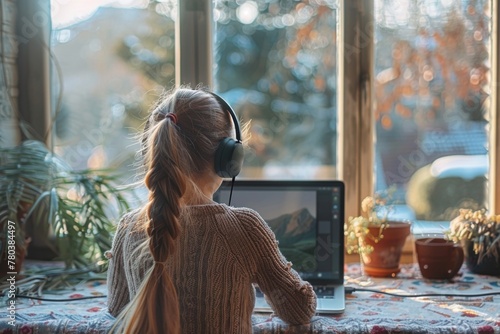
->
<box><xmin>51</xmin><ymin>0</ymin><xmax>460</xmax><ymax>31</ymax></box>
<box><xmin>51</xmin><ymin>0</ymin><xmax>149</xmax><ymax>29</ymax></box>
<box><xmin>50</xmin><ymin>0</ymin><xmax>258</xmax><ymax>30</ymax></box>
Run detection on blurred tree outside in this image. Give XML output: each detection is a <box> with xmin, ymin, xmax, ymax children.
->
<box><xmin>51</xmin><ymin>2</ymin><xmax>176</xmax><ymax>176</ymax></box>
<box><xmin>374</xmin><ymin>0</ymin><xmax>490</xmax><ymax>219</ymax></box>
<box><xmin>213</xmin><ymin>1</ymin><xmax>338</xmax><ymax>173</ymax></box>
<box><xmin>375</xmin><ymin>0</ymin><xmax>489</xmax><ymax>190</ymax></box>
<box><xmin>114</xmin><ymin>0</ymin><xmax>339</xmax><ymax>176</ymax></box>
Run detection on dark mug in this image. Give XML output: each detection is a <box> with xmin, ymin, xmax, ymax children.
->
<box><xmin>415</xmin><ymin>237</ymin><xmax>464</xmax><ymax>280</ymax></box>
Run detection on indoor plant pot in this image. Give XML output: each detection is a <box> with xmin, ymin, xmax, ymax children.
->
<box><xmin>462</xmin><ymin>239</ymin><xmax>500</xmax><ymax>276</ymax></box>
<box><xmin>359</xmin><ymin>221</ymin><xmax>411</xmax><ymax>277</ymax></box>
<box><xmin>345</xmin><ymin>194</ymin><xmax>412</xmax><ymax>278</ymax></box>
<box><xmin>447</xmin><ymin>209</ymin><xmax>500</xmax><ymax>276</ymax></box>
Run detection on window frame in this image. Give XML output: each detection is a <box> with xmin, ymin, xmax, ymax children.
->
<box><xmin>35</xmin><ymin>0</ymin><xmax>498</xmax><ymax>219</ymax></box>
<box><xmin>177</xmin><ymin>0</ymin><xmax>500</xmax><ymax>218</ymax></box>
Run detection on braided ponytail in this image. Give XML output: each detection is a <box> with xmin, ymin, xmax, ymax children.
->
<box><xmin>116</xmin><ymin>100</ymin><xmax>185</xmax><ymax>334</ymax></box>
<box><xmin>111</xmin><ymin>87</ymin><xmax>239</xmax><ymax>333</ymax></box>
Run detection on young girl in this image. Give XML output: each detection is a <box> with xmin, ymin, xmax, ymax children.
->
<box><xmin>106</xmin><ymin>87</ymin><xmax>317</xmax><ymax>334</ymax></box>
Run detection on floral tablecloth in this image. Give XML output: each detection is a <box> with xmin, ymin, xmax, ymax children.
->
<box><xmin>0</xmin><ymin>263</ymin><xmax>499</xmax><ymax>333</ymax></box>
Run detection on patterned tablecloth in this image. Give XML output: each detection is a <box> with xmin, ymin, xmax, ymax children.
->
<box><xmin>0</xmin><ymin>263</ymin><xmax>499</xmax><ymax>333</ymax></box>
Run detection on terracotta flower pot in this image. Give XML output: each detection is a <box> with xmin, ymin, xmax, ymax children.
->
<box><xmin>360</xmin><ymin>221</ymin><xmax>411</xmax><ymax>277</ymax></box>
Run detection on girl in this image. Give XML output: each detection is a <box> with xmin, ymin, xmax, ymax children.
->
<box><xmin>106</xmin><ymin>87</ymin><xmax>317</xmax><ymax>334</ymax></box>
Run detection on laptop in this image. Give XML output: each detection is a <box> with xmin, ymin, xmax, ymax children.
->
<box><xmin>214</xmin><ymin>180</ymin><xmax>345</xmax><ymax>314</ymax></box>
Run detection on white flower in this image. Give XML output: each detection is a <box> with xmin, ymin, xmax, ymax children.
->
<box><xmin>361</xmin><ymin>196</ymin><xmax>375</xmax><ymax>214</ymax></box>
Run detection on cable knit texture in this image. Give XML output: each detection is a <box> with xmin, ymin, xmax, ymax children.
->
<box><xmin>107</xmin><ymin>203</ymin><xmax>317</xmax><ymax>333</ymax></box>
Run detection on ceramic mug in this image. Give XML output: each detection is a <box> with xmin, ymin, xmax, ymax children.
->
<box><xmin>415</xmin><ymin>237</ymin><xmax>464</xmax><ymax>279</ymax></box>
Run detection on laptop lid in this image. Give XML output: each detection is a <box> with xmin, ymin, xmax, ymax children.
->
<box><xmin>214</xmin><ymin>180</ymin><xmax>345</xmax><ymax>287</ymax></box>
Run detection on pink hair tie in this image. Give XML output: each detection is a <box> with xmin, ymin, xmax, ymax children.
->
<box><xmin>166</xmin><ymin>113</ymin><xmax>178</xmax><ymax>124</ymax></box>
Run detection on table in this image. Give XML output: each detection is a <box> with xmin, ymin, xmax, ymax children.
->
<box><xmin>0</xmin><ymin>263</ymin><xmax>499</xmax><ymax>333</ymax></box>
<box><xmin>254</xmin><ymin>264</ymin><xmax>500</xmax><ymax>333</ymax></box>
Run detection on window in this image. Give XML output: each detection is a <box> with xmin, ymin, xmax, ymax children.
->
<box><xmin>50</xmin><ymin>0</ymin><xmax>499</xmax><ymax>219</ymax></box>
<box><xmin>374</xmin><ymin>0</ymin><xmax>493</xmax><ymax>224</ymax></box>
<box><xmin>50</xmin><ymin>1</ymin><xmax>176</xmax><ymax>176</ymax></box>
<box><xmin>213</xmin><ymin>0</ymin><xmax>339</xmax><ymax>180</ymax></box>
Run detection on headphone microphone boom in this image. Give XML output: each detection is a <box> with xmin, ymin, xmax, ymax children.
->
<box><xmin>210</xmin><ymin>92</ymin><xmax>244</xmax><ymax>179</ymax></box>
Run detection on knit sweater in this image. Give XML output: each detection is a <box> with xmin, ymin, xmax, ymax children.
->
<box><xmin>106</xmin><ymin>203</ymin><xmax>317</xmax><ymax>333</ymax></box>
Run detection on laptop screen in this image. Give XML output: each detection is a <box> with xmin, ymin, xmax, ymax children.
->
<box><xmin>214</xmin><ymin>180</ymin><xmax>344</xmax><ymax>285</ymax></box>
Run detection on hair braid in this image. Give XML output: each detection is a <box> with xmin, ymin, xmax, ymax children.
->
<box><xmin>145</xmin><ymin>120</ymin><xmax>185</xmax><ymax>260</ymax></box>
<box><xmin>119</xmin><ymin>118</ymin><xmax>184</xmax><ymax>334</ymax></box>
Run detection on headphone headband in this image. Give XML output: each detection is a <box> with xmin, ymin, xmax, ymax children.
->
<box><xmin>209</xmin><ymin>92</ymin><xmax>242</xmax><ymax>142</ymax></box>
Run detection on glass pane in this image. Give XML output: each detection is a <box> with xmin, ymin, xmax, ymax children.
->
<box><xmin>50</xmin><ymin>1</ymin><xmax>176</xmax><ymax>174</ymax></box>
<box><xmin>214</xmin><ymin>0</ymin><xmax>339</xmax><ymax>180</ymax></box>
<box><xmin>374</xmin><ymin>0</ymin><xmax>491</xmax><ymax>224</ymax></box>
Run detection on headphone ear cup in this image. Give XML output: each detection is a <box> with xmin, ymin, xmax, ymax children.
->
<box><xmin>214</xmin><ymin>137</ymin><xmax>244</xmax><ymax>178</ymax></box>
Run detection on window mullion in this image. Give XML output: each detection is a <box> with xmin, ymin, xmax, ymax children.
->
<box><xmin>339</xmin><ymin>0</ymin><xmax>374</xmax><ymax>218</ymax></box>
<box><xmin>359</xmin><ymin>0</ymin><xmax>375</xmax><ymax>209</ymax></box>
<box><xmin>16</xmin><ymin>0</ymin><xmax>52</xmax><ymax>147</ymax></box>
<box><xmin>176</xmin><ymin>0</ymin><xmax>213</xmax><ymax>88</ymax></box>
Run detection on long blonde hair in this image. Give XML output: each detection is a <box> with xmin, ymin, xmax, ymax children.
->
<box><xmin>113</xmin><ymin>87</ymin><xmax>234</xmax><ymax>334</ymax></box>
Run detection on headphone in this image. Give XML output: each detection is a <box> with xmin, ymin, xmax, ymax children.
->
<box><xmin>210</xmin><ymin>92</ymin><xmax>244</xmax><ymax>178</ymax></box>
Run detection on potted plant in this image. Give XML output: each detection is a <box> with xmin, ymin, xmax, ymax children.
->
<box><xmin>446</xmin><ymin>209</ymin><xmax>500</xmax><ymax>276</ymax></box>
<box><xmin>345</xmin><ymin>193</ymin><xmax>411</xmax><ymax>277</ymax></box>
<box><xmin>0</xmin><ymin>140</ymin><xmax>133</xmax><ymax>277</ymax></box>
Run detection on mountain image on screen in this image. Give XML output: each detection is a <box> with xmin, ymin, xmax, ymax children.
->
<box><xmin>266</xmin><ymin>208</ymin><xmax>317</xmax><ymax>272</ymax></box>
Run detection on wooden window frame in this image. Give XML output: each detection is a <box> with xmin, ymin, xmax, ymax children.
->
<box><xmin>31</xmin><ymin>0</ymin><xmax>497</xmax><ymax>217</ymax></box>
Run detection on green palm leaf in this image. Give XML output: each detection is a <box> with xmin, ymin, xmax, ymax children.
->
<box><xmin>1</xmin><ymin>140</ymin><xmax>135</xmax><ymax>270</ymax></box>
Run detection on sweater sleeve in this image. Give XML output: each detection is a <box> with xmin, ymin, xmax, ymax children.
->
<box><xmin>233</xmin><ymin>208</ymin><xmax>317</xmax><ymax>325</ymax></box>
<box><xmin>106</xmin><ymin>213</ymin><xmax>131</xmax><ymax>317</ymax></box>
